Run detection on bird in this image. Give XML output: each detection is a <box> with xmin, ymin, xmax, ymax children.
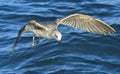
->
<box><xmin>12</xmin><ymin>13</ymin><xmax>116</xmax><ymax>54</ymax></box>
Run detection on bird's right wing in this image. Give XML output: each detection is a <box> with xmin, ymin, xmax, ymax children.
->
<box><xmin>12</xmin><ymin>20</ymin><xmax>48</xmax><ymax>54</ymax></box>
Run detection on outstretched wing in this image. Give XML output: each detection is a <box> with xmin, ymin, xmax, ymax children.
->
<box><xmin>12</xmin><ymin>20</ymin><xmax>47</xmax><ymax>54</ymax></box>
<box><xmin>56</xmin><ymin>14</ymin><xmax>116</xmax><ymax>34</ymax></box>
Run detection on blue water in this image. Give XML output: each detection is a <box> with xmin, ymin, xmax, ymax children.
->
<box><xmin>0</xmin><ymin>0</ymin><xmax>120</xmax><ymax>74</ymax></box>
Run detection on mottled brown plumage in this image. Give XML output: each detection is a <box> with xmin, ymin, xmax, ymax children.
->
<box><xmin>12</xmin><ymin>14</ymin><xmax>116</xmax><ymax>54</ymax></box>
<box><xmin>56</xmin><ymin>14</ymin><xmax>115</xmax><ymax>34</ymax></box>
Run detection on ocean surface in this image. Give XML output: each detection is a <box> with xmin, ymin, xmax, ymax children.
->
<box><xmin>0</xmin><ymin>0</ymin><xmax>120</xmax><ymax>74</ymax></box>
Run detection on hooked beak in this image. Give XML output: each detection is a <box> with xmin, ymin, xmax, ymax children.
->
<box><xmin>58</xmin><ymin>40</ymin><xmax>61</xmax><ymax>45</ymax></box>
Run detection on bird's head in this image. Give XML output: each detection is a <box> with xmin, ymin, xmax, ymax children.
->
<box><xmin>53</xmin><ymin>30</ymin><xmax>62</xmax><ymax>45</ymax></box>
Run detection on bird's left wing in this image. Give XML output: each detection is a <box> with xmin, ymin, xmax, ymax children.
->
<box><xmin>56</xmin><ymin>14</ymin><xmax>116</xmax><ymax>35</ymax></box>
<box><xmin>12</xmin><ymin>20</ymin><xmax>48</xmax><ymax>54</ymax></box>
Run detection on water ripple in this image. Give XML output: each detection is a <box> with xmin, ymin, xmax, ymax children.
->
<box><xmin>0</xmin><ymin>0</ymin><xmax>120</xmax><ymax>74</ymax></box>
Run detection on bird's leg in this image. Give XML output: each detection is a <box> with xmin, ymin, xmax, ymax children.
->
<box><xmin>30</xmin><ymin>36</ymin><xmax>35</xmax><ymax>48</ymax></box>
<box><xmin>37</xmin><ymin>37</ymin><xmax>40</xmax><ymax>44</ymax></box>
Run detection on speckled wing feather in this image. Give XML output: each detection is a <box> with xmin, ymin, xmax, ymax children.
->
<box><xmin>56</xmin><ymin>14</ymin><xmax>116</xmax><ymax>35</ymax></box>
<box><xmin>12</xmin><ymin>20</ymin><xmax>48</xmax><ymax>54</ymax></box>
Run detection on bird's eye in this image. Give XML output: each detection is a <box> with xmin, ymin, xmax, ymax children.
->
<box><xmin>55</xmin><ymin>34</ymin><xmax>57</xmax><ymax>38</ymax></box>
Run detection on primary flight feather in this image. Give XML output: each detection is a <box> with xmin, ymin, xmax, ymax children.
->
<box><xmin>12</xmin><ymin>13</ymin><xmax>116</xmax><ymax>54</ymax></box>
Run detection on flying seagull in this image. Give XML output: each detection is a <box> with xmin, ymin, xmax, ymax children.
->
<box><xmin>12</xmin><ymin>13</ymin><xmax>116</xmax><ymax>54</ymax></box>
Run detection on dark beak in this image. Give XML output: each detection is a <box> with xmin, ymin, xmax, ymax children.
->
<box><xmin>58</xmin><ymin>40</ymin><xmax>61</xmax><ymax>45</ymax></box>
